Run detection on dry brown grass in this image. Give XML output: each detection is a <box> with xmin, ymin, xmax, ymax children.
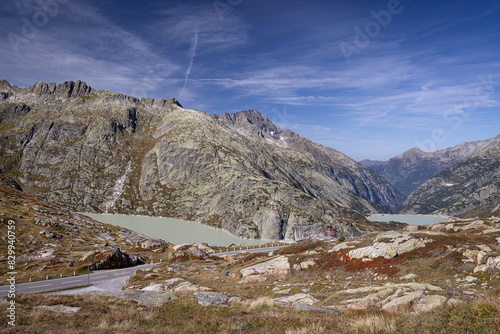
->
<box><xmin>285</xmin><ymin>323</ymin><xmax>326</xmax><ymax>334</ymax></box>
<box><xmin>349</xmin><ymin>314</ymin><xmax>397</xmax><ymax>333</ymax></box>
<box><xmin>241</xmin><ymin>296</ymin><xmax>275</xmax><ymax>311</ymax></box>
<box><xmin>1</xmin><ymin>292</ymin><xmax>498</xmax><ymax>334</ymax></box>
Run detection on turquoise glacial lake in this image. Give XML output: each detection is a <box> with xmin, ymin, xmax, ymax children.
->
<box><xmin>86</xmin><ymin>213</ymin><xmax>268</xmax><ymax>247</ymax></box>
<box><xmin>367</xmin><ymin>214</ymin><xmax>449</xmax><ymax>226</ymax></box>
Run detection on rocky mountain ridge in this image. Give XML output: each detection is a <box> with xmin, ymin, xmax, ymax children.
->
<box><xmin>374</xmin><ymin>135</ymin><xmax>500</xmax><ymax>197</ymax></box>
<box><xmin>0</xmin><ymin>80</ymin><xmax>404</xmax><ymax>240</ymax></box>
<box><xmin>400</xmin><ymin>141</ymin><xmax>500</xmax><ymax>216</ymax></box>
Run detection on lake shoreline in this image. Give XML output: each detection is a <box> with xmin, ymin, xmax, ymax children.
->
<box><xmin>81</xmin><ymin>212</ymin><xmax>272</xmax><ymax>246</ymax></box>
<box><xmin>367</xmin><ymin>214</ymin><xmax>452</xmax><ymax>226</ymax></box>
<box><xmin>368</xmin><ymin>213</ymin><xmax>451</xmax><ymax>218</ymax></box>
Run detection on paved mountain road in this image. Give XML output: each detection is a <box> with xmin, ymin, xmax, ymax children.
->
<box><xmin>0</xmin><ymin>245</ymin><xmax>286</xmax><ymax>296</ymax></box>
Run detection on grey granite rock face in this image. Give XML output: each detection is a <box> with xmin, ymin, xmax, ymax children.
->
<box><xmin>0</xmin><ymin>80</ymin><xmax>406</xmax><ymax>240</ymax></box>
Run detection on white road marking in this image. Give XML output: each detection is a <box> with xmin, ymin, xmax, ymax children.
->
<box><xmin>28</xmin><ymin>284</ymin><xmax>52</xmax><ymax>289</ymax></box>
<box><xmin>61</xmin><ymin>280</ymin><xmax>84</xmax><ymax>285</ymax></box>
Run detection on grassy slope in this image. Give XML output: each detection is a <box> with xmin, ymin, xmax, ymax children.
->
<box><xmin>3</xmin><ymin>218</ymin><xmax>499</xmax><ymax>333</ymax></box>
<box><xmin>0</xmin><ymin>179</ymin><xmax>170</xmax><ymax>283</ymax></box>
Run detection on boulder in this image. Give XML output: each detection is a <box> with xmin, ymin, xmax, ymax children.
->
<box><xmin>400</xmin><ymin>274</ymin><xmax>418</xmax><ymax>280</ymax></box>
<box><xmin>337</xmin><ymin>299</ymin><xmax>370</xmax><ymax>311</ymax></box>
<box><xmin>486</xmin><ymin>256</ymin><xmax>500</xmax><ymax>270</ymax></box>
<box><xmin>79</xmin><ymin>290</ymin><xmax>176</xmax><ymax>307</ymax></box>
<box><xmin>275</xmin><ymin>293</ymin><xmax>318</xmax><ymax>306</ymax></box>
<box><xmin>463</xmin><ymin>250</ymin><xmax>488</xmax><ymax>264</ymax></box>
<box><xmin>465</xmin><ymin>276</ymin><xmax>479</xmax><ymax>283</ymax></box>
<box><xmin>462</xmin><ymin>220</ymin><xmax>486</xmax><ymax>231</ymax></box>
<box><xmin>36</xmin><ymin>305</ymin><xmax>81</xmax><ymax>313</ymax></box>
<box><xmin>140</xmin><ymin>239</ymin><xmax>163</xmax><ymax>249</ymax></box>
<box><xmin>328</xmin><ymin>242</ymin><xmax>356</xmax><ymax>252</ymax></box>
<box><xmin>348</xmin><ymin>232</ymin><xmax>432</xmax><ymax>260</ymax></box>
<box><xmin>173</xmin><ymin>282</ymin><xmax>211</xmax><ymax>293</ymax></box>
<box><xmin>193</xmin><ymin>292</ymin><xmax>229</xmax><ymax>306</ymax></box>
<box><xmin>186</xmin><ymin>246</ymin><xmax>210</xmax><ymax>260</ymax></box>
<box><xmin>274</xmin><ymin>288</ymin><xmax>291</xmax><ymax>295</ymax></box>
<box><xmin>237</xmin><ymin>274</ymin><xmax>267</xmax><ymax>284</ymax></box>
<box><xmin>473</xmin><ymin>265</ymin><xmax>489</xmax><ymax>273</ymax></box>
<box><xmin>94</xmin><ymin>232</ymin><xmax>115</xmax><ymax>241</ymax></box>
<box><xmin>290</xmin><ymin>303</ymin><xmax>342</xmax><ymax>315</ymax></box>
<box><xmin>240</xmin><ymin>256</ymin><xmax>290</xmax><ymax>278</ymax></box>
<box><xmin>381</xmin><ymin>292</ymin><xmax>421</xmax><ymax>313</ymax></box>
<box><xmin>413</xmin><ymin>295</ymin><xmax>447</xmax><ymax>312</ymax></box>
<box><xmin>229</xmin><ymin>296</ymin><xmax>243</xmax><ymax>303</ymax></box>
<box><xmin>89</xmin><ymin>248</ymin><xmax>145</xmax><ymax>270</ymax></box>
<box><xmin>172</xmin><ymin>243</ymin><xmax>214</xmax><ymax>254</ymax></box>
<box><xmin>299</xmin><ymin>260</ymin><xmax>316</xmax><ymax>269</ymax></box>
<box><xmin>140</xmin><ymin>278</ymin><xmax>210</xmax><ymax>292</ymax></box>
<box><xmin>334</xmin><ymin>282</ymin><xmax>446</xmax><ymax>314</ymax></box>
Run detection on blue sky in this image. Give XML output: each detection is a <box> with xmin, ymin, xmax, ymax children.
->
<box><xmin>1</xmin><ymin>0</ymin><xmax>499</xmax><ymax>160</ymax></box>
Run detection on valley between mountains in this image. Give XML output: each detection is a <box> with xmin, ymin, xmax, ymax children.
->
<box><xmin>1</xmin><ymin>80</ymin><xmax>498</xmax><ymax>241</ymax></box>
<box><xmin>1</xmin><ymin>80</ymin><xmax>500</xmax><ymax>333</ymax></box>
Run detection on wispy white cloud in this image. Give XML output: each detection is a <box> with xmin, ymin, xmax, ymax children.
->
<box><xmin>0</xmin><ymin>1</ymin><xmax>183</xmax><ymax>97</ymax></box>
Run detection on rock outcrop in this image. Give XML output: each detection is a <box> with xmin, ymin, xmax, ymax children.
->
<box><xmin>239</xmin><ymin>256</ymin><xmax>290</xmax><ymax>283</ymax></box>
<box><xmin>193</xmin><ymin>292</ymin><xmax>230</xmax><ymax>306</ymax></box>
<box><xmin>0</xmin><ymin>80</ymin><xmax>405</xmax><ymax>240</ymax></box>
<box><xmin>88</xmin><ymin>248</ymin><xmax>147</xmax><ymax>270</ymax></box>
<box><xmin>139</xmin><ymin>278</ymin><xmax>211</xmax><ymax>293</ymax></box>
<box><xmin>79</xmin><ymin>290</ymin><xmax>177</xmax><ymax>307</ymax></box>
<box><xmin>347</xmin><ymin>231</ymin><xmax>436</xmax><ymax>260</ymax></box>
<box><xmin>333</xmin><ymin>282</ymin><xmax>448</xmax><ymax>313</ymax></box>
<box><xmin>36</xmin><ymin>305</ymin><xmax>82</xmax><ymax>314</ymax></box>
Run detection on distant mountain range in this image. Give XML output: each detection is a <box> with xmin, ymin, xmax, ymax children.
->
<box><xmin>360</xmin><ymin>135</ymin><xmax>500</xmax><ymax>217</ymax></box>
<box><xmin>399</xmin><ymin>141</ymin><xmax>500</xmax><ymax>217</ymax></box>
<box><xmin>0</xmin><ymin>80</ymin><xmax>404</xmax><ymax>240</ymax></box>
<box><xmin>372</xmin><ymin>137</ymin><xmax>500</xmax><ymax>197</ymax></box>
<box><xmin>1</xmin><ymin>80</ymin><xmax>497</xmax><ymax>242</ymax></box>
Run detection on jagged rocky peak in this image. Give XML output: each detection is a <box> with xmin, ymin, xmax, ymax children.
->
<box><xmin>0</xmin><ymin>80</ymin><xmax>12</xmax><ymax>89</ymax></box>
<box><xmin>140</xmin><ymin>96</ymin><xmax>183</xmax><ymax>109</ymax></box>
<box><xmin>215</xmin><ymin>109</ymin><xmax>278</xmax><ymax>134</ymax></box>
<box><xmin>25</xmin><ymin>80</ymin><xmax>93</xmax><ymax>100</ymax></box>
<box><xmin>28</xmin><ymin>81</ymin><xmax>57</xmax><ymax>95</ymax></box>
<box><xmin>1</xmin><ymin>79</ymin><xmax>186</xmax><ymax>110</ymax></box>
<box><xmin>54</xmin><ymin>80</ymin><xmax>92</xmax><ymax>100</ymax></box>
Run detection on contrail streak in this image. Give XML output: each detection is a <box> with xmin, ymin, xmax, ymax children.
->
<box><xmin>181</xmin><ymin>25</ymin><xmax>198</xmax><ymax>96</ymax></box>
